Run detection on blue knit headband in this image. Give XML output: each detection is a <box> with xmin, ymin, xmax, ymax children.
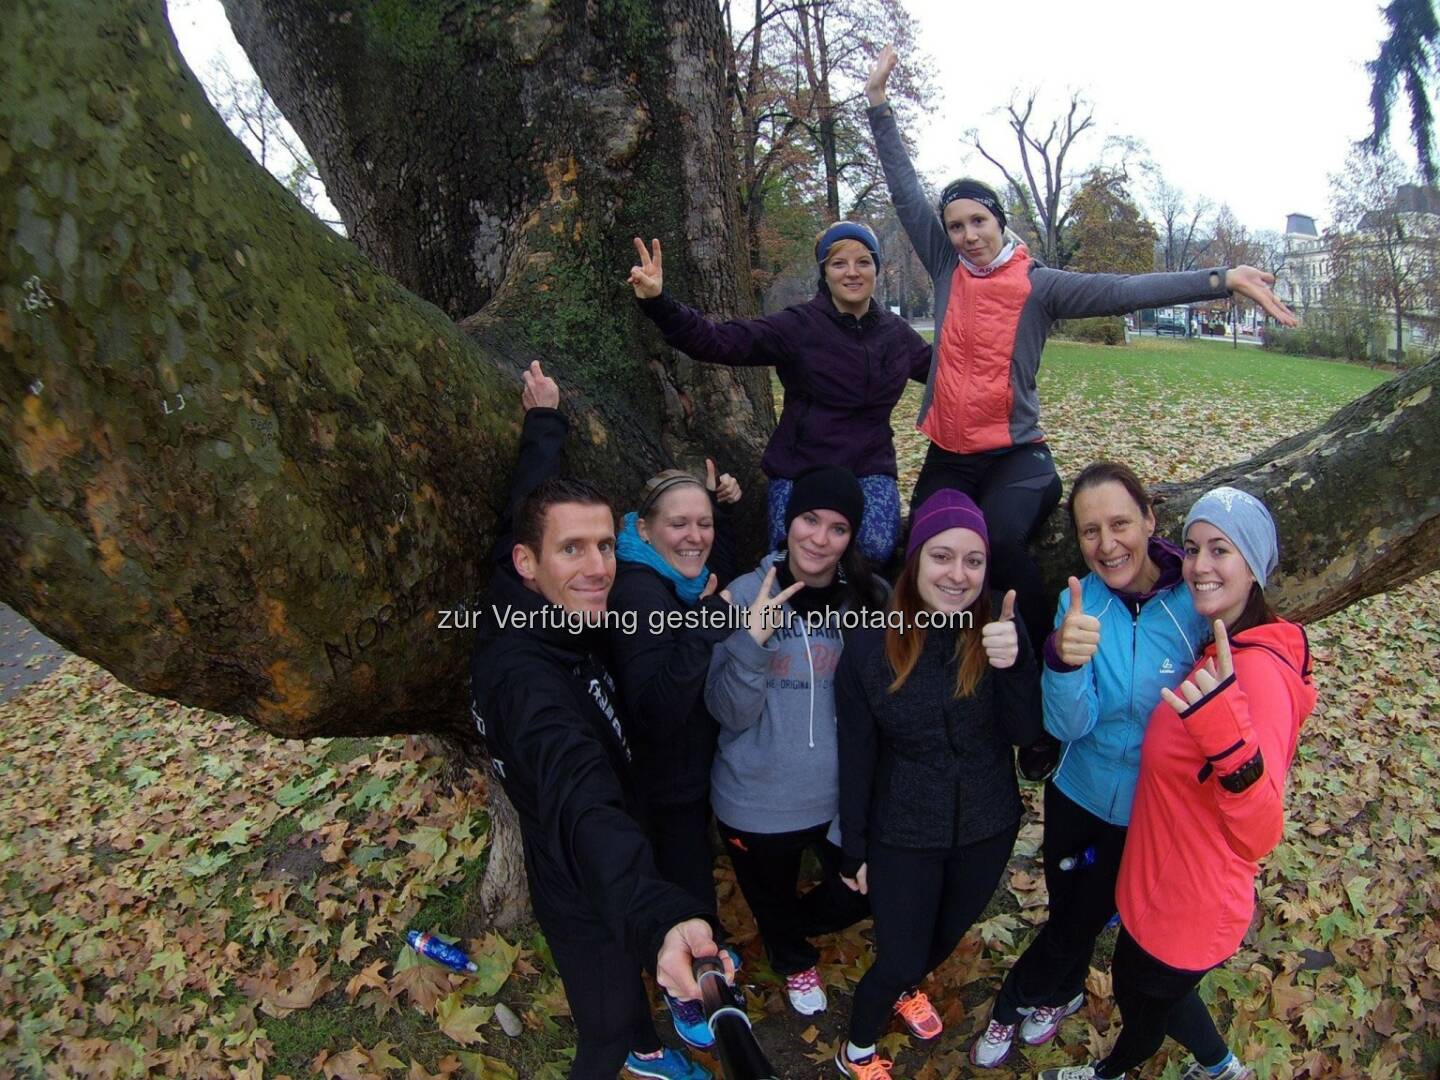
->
<box><xmin>815</xmin><ymin>222</ymin><xmax>881</xmax><ymax>267</ymax></box>
<box><xmin>1183</xmin><ymin>487</ymin><xmax>1280</xmax><ymax>588</ymax></box>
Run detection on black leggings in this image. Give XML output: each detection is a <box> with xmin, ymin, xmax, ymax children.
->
<box><xmin>911</xmin><ymin>441</ymin><xmax>1063</xmax><ymax>657</ymax></box>
<box><xmin>547</xmin><ymin>931</ymin><xmax>661</xmax><ymax>1079</ymax></box>
<box><xmin>848</xmin><ymin>826</ymin><xmax>1018</xmax><ymax>1045</ymax></box>
<box><xmin>717</xmin><ymin>819</ymin><xmax>870</xmax><ymax>976</ymax></box>
<box><xmin>1095</xmin><ymin>929</ymin><xmax>1229</xmax><ymax>1077</ymax></box>
<box><xmin>993</xmin><ymin>782</ymin><xmax>1128</xmax><ymax>1023</ymax></box>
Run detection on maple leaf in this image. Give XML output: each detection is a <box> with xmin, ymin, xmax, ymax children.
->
<box><xmin>470</xmin><ymin>934</ymin><xmax>520</xmax><ymax>997</ymax></box>
<box><xmin>256</xmin><ymin>952</ymin><xmax>335</xmax><ymax>1018</ymax></box>
<box><xmin>346</xmin><ymin>959</ymin><xmax>389</xmax><ymax>1001</ymax></box>
<box><xmin>365</xmin><ymin>1040</ymin><xmax>406</xmax><ymax>1072</ymax></box>
<box><xmin>390</xmin><ymin>960</ymin><xmax>453</xmax><ymax>1014</ymax></box>
<box><xmin>321</xmin><ymin>1046</ymin><xmax>376</xmax><ymax>1080</ymax></box>
<box><xmin>455</xmin><ymin>1053</ymin><xmax>515</xmax><ymax>1079</ymax></box>
<box><xmin>337</xmin><ymin>921</ymin><xmax>367</xmax><ymax>964</ymax></box>
<box><xmin>436</xmin><ymin>992</ymin><xmax>492</xmax><ymax>1046</ymax></box>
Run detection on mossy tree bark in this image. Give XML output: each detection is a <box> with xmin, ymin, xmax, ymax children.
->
<box><xmin>2</xmin><ymin>1</ymin><xmax>1438</xmax><ymax>927</ymax></box>
<box><xmin>2</xmin><ymin>0</ymin><xmax>771</xmax><ymax>925</ymax></box>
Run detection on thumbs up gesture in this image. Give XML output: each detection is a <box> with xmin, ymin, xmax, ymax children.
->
<box><xmin>981</xmin><ymin>589</ymin><xmax>1020</xmax><ymax>669</ymax></box>
<box><xmin>1057</xmin><ymin>576</ymin><xmax>1101</xmax><ymax>667</ymax></box>
<box><xmin>705</xmin><ymin>457</ymin><xmax>742</xmax><ymax>505</ymax></box>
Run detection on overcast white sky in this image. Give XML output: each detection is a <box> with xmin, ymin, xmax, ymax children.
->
<box><xmin>170</xmin><ymin>0</ymin><xmax>1407</xmax><ymax>234</ymax></box>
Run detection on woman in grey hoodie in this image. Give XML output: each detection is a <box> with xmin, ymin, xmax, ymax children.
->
<box><xmin>704</xmin><ymin>466</ymin><xmax>886</xmax><ymax>1017</ymax></box>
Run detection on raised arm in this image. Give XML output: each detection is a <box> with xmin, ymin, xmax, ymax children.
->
<box><xmin>1037</xmin><ymin>264</ymin><xmax>1299</xmax><ymax>325</ymax></box>
<box><xmin>491</xmin><ymin>361</ymin><xmax>566</xmax><ymax>566</ymax></box>
<box><xmin>628</xmin><ymin>236</ymin><xmax>791</xmax><ymax>368</ymax></box>
<box><xmin>864</xmin><ymin>46</ymin><xmax>954</xmax><ymax>278</ymax></box>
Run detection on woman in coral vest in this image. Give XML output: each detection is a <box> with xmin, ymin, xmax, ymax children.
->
<box><xmin>864</xmin><ymin>47</ymin><xmax>1297</xmax><ymax>657</ymax></box>
<box><xmin>1038</xmin><ymin>487</ymin><xmax>1316</xmax><ymax>1080</ymax></box>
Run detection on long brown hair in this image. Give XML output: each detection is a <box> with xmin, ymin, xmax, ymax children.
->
<box><xmin>1228</xmin><ymin>582</ymin><xmax>1278</xmax><ymax>636</ymax></box>
<box><xmin>884</xmin><ymin>553</ymin><xmax>991</xmax><ymax>698</ymax></box>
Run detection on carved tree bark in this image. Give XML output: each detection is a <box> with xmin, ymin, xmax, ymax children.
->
<box><xmin>2</xmin><ymin>1</ymin><xmax>1438</xmax><ymax>927</ymax></box>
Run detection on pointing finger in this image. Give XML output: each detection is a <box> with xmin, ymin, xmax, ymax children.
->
<box><xmin>632</xmin><ymin>235</ymin><xmax>647</xmax><ymax>263</ymax></box>
<box><xmin>1213</xmin><ymin>619</ymin><xmax>1233</xmax><ymax>678</ymax></box>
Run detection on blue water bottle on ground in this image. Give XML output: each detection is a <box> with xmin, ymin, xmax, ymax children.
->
<box><xmin>407</xmin><ymin>930</ymin><xmax>478</xmax><ymax>973</ymax></box>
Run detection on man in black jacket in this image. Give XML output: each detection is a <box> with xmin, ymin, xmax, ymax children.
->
<box><xmin>470</xmin><ymin>362</ymin><xmax>724</xmax><ymax>1080</ymax></box>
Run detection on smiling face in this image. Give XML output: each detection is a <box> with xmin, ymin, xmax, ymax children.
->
<box><xmin>513</xmin><ymin>502</ymin><xmax>616</xmax><ymax>616</ymax></box>
<box><xmin>786</xmin><ymin>508</ymin><xmax>852</xmax><ymax>586</ymax></box>
<box><xmin>943</xmin><ymin>198</ymin><xmax>1004</xmax><ymax>265</ymax></box>
<box><xmin>1183</xmin><ymin>520</ymin><xmax>1257</xmax><ymax>628</ymax></box>
<box><xmin>1073</xmin><ymin>480</ymin><xmax>1159</xmax><ymax>595</ymax></box>
<box><xmin>637</xmin><ymin>484</ymin><xmax>714</xmax><ymax>578</ymax></box>
<box><xmin>915</xmin><ymin>527</ymin><xmax>987</xmax><ymax>614</ymax></box>
<box><xmin>821</xmin><ymin>239</ymin><xmax>877</xmax><ymax>315</ymax></box>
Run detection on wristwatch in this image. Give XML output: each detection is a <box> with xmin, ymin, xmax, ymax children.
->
<box><xmin>1218</xmin><ymin>750</ymin><xmax>1265</xmax><ymax>793</ymax></box>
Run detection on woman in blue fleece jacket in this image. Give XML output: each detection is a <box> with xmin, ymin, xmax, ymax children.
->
<box><xmin>970</xmin><ymin>462</ymin><xmax>1211</xmax><ymax>1069</ymax></box>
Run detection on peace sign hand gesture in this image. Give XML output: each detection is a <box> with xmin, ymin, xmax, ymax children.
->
<box><xmin>628</xmin><ymin>237</ymin><xmax>664</xmax><ymax>299</ymax></box>
<box><xmin>1160</xmin><ymin>620</ymin><xmax>1235</xmax><ymax>714</ymax></box>
<box><xmin>744</xmin><ymin>566</ymin><xmax>804</xmax><ymax>647</ymax></box>
<box><xmin>981</xmin><ymin>590</ymin><xmax>1020</xmax><ymax>669</ymax></box>
<box><xmin>1225</xmin><ymin>265</ymin><xmax>1298</xmax><ymax>327</ymax></box>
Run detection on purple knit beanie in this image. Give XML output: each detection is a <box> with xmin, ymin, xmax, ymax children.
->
<box><xmin>906</xmin><ymin>489</ymin><xmax>989</xmax><ymax>561</ymax></box>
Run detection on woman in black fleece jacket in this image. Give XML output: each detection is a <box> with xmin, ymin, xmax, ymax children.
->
<box><xmin>833</xmin><ymin>489</ymin><xmax>1042</xmax><ymax>1080</ymax></box>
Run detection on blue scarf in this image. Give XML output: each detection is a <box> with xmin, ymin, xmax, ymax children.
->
<box><xmin>616</xmin><ymin>512</ymin><xmax>710</xmax><ymax>604</ymax></box>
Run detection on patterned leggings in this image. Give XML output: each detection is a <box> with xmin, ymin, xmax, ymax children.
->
<box><xmin>766</xmin><ymin>474</ymin><xmax>901</xmax><ymax>564</ymax></box>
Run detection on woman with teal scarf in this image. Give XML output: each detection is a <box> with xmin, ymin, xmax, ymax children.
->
<box><xmin>606</xmin><ymin>463</ymin><xmax>743</xmax><ymax>1051</ymax></box>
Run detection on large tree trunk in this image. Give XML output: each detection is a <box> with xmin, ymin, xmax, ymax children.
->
<box><xmin>2</xmin><ymin>1</ymin><xmax>1438</xmax><ymax>926</ymax></box>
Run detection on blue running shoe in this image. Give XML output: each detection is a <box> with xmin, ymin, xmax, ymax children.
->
<box><xmin>664</xmin><ymin>991</ymin><xmax>715</xmax><ymax>1049</ymax></box>
<box><xmin>624</xmin><ymin>1047</ymin><xmax>712</xmax><ymax>1079</ymax></box>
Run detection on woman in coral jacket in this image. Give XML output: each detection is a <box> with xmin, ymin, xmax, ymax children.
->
<box><xmin>863</xmin><ymin>47</ymin><xmax>1297</xmax><ymax>655</ymax></box>
<box><xmin>1038</xmin><ymin>487</ymin><xmax>1317</xmax><ymax>1080</ymax></box>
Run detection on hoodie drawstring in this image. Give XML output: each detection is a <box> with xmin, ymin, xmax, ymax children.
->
<box><xmin>799</xmin><ymin>616</ymin><xmax>816</xmax><ymax>748</ymax></box>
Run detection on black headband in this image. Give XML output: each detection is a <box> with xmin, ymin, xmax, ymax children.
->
<box><xmin>939</xmin><ymin>180</ymin><xmax>1007</xmax><ymax>231</ymax></box>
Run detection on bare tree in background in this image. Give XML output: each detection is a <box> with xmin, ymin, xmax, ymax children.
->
<box><xmin>203</xmin><ymin>58</ymin><xmax>341</xmax><ymax>231</ymax></box>
<box><xmin>1146</xmin><ymin>173</ymin><xmax>1212</xmax><ymax>272</ymax></box>
<box><xmin>1330</xmin><ymin>148</ymin><xmax>1440</xmax><ymax>362</ymax></box>
<box><xmin>723</xmin><ymin>0</ymin><xmax>933</xmax><ymax>303</ymax></box>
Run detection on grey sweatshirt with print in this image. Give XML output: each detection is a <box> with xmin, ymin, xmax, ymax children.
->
<box><xmin>704</xmin><ymin>553</ymin><xmax>850</xmax><ymax>834</ymax></box>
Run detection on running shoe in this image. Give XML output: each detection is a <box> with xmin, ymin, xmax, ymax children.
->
<box><xmin>784</xmin><ymin>966</ymin><xmax>827</xmax><ymax>1015</ymax></box>
<box><xmin>624</xmin><ymin>1047</ymin><xmax>712</xmax><ymax>1079</ymax></box>
<box><xmin>834</xmin><ymin>1049</ymin><xmax>894</xmax><ymax>1078</ymax></box>
<box><xmin>970</xmin><ymin>1017</ymin><xmax>1017</xmax><ymax>1068</ymax></box>
<box><xmin>1179</xmin><ymin>1059</ymin><xmax>1254</xmax><ymax>1080</ymax></box>
<box><xmin>1020</xmin><ymin>992</ymin><xmax>1084</xmax><ymax>1045</ymax></box>
<box><xmin>894</xmin><ymin>989</ymin><xmax>943</xmax><ymax>1039</ymax></box>
<box><xmin>663</xmin><ymin>992</ymin><xmax>714</xmax><ymax>1050</ymax></box>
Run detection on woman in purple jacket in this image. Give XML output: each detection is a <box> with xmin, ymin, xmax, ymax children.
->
<box><xmin>627</xmin><ymin>225</ymin><xmax>932</xmax><ymax>565</ymax></box>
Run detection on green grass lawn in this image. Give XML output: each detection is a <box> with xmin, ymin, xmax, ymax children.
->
<box><xmin>3</xmin><ymin>345</ymin><xmax>1435</xmax><ymax>1079</ymax></box>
